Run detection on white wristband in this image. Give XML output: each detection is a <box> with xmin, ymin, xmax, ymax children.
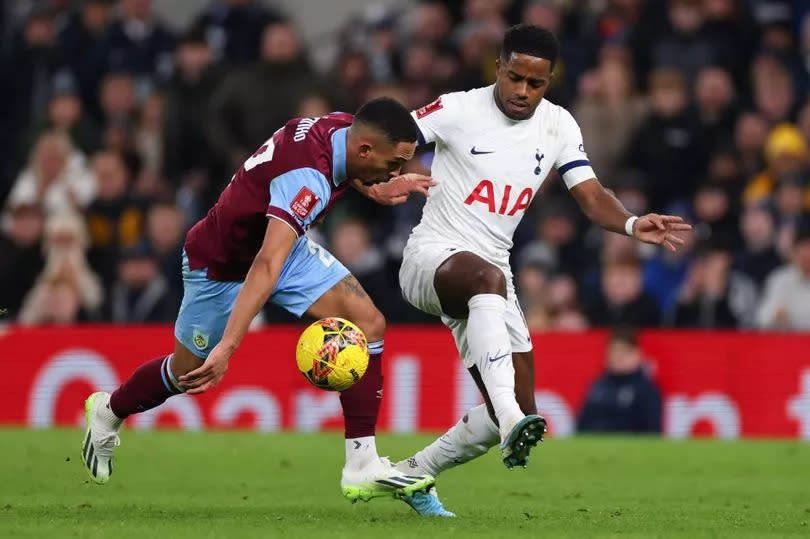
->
<box><xmin>624</xmin><ymin>216</ymin><xmax>638</xmax><ymax>236</ymax></box>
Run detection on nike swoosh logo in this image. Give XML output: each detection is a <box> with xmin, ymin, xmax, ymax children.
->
<box><xmin>488</xmin><ymin>353</ymin><xmax>509</xmax><ymax>362</ymax></box>
<box><xmin>471</xmin><ymin>146</ymin><xmax>495</xmax><ymax>155</ymax></box>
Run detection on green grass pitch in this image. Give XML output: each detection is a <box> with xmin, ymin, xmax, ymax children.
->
<box><xmin>0</xmin><ymin>429</ymin><xmax>808</xmax><ymax>538</ymax></box>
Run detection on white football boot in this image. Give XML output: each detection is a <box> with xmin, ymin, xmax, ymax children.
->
<box><xmin>80</xmin><ymin>392</ymin><xmax>123</xmax><ymax>484</ymax></box>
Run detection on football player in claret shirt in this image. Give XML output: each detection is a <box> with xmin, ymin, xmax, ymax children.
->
<box><xmin>80</xmin><ymin>98</ymin><xmax>438</xmax><ymax>504</ymax></box>
<box><xmin>394</xmin><ymin>24</ymin><xmax>692</xmax><ymax>516</ymax></box>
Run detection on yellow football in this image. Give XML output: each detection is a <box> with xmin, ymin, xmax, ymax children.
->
<box><xmin>295</xmin><ymin>318</ymin><xmax>369</xmax><ymax>391</ymax></box>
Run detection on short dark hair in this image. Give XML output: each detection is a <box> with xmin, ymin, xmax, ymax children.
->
<box><xmin>610</xmin><ymin>326</ymin><xmax>639</xmax><ymax>347</ymax></box>
<box><xmin>500</xmin><ymin>24</ymin><xmax>560</xmax><ymax>70</ymax></box>
<box><xmin>354</xmin><ymin>97</ymin><xmax>418</xmax><ymax>143</ymax></box>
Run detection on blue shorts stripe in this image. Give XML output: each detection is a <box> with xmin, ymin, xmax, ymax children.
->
<box><xmin>557</xmin><ymin>159</ymin><xmax>590</xmax><ymax>175</ymax></box>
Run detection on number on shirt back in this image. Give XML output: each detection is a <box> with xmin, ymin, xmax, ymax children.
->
<box><xmin>244</xmin><ymin>136</ymin><xmax>277</xmax><ymax>171</ymax></box>
<box><xmin>306</xmin><ymin>238</ymin><xmax>336</xmax><ymax>267</ymax></box>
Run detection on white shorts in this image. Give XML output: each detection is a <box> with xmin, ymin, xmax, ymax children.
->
<box><xmin>399</xmin><ymin>241</ymin><xmax>533</xmax><ymax>366</ymax></box>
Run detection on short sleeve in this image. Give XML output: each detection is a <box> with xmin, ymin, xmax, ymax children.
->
<box><xmin>411</xmin><ymin>93</ymin><xmax>460</xmax><ymax>145</ymax></box>
<box><xmin>554</xmin><ymin>109</ymin><xmax>596</xmax><ymax>190</ymax></box>
<box><xmin>266</xmin><ymin>167</ymin><xmax>330</xmax><ymax>236</ymax></box>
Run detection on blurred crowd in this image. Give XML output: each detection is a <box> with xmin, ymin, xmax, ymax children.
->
<box><xmin>2</xmin><ymin>0</ymin><xmax>810</xmax><ymax>331</ymax></box>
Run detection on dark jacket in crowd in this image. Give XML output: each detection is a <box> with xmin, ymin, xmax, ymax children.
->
<box><xmin>577</xmin><ymin>368</ymin><xmax>662</xmax><ymax>433</ymax></box>
<box><xmin>191</xmin><ymin>2</ymin><xmax>283</xmax><ymax>65</ymax></box>
<box><xmin>587</xmin><ymin>293</ymin><xmax>662</xmax><ymax>328</ymax></box>
<box><xmin>0</xmin><ymin>234</ymin><xmax>45</xmax><ymax>319</ymax></box>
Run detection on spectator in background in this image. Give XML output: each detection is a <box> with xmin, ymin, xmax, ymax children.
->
<box><xmin>58</xmin><ymin>0</ymin><xmax>112</xmax><ymax>113</ymax></box>
<box><xmin>19</xmin><ymin>211</ymin><xmax>103</xmax><ymax>324</ymax></box>
<box><xmin>453</xmin><ymin>22</ymin><xmax>495</xmax><ymax>91</ymax></box>
<box><xmin>544</xmin><ymin>273</ymin><xmax>589</xmax><ymax>331</ymax></box>
<box><xmin>588</xmin><ymin>257</ymin><xmax>661</xmax><ymax>327</ymax></box>
<box><xmin>98</xmin><ymin>72</ymin><xmax>138</xmax><ymax>128</ymax></box>
<box><xmin>734</xmin><ymin>205</ymin><xmax>782</xmax><ymax>288</ymax></box>
<box><xmin>524</xmin><ymin>201</ymin><xmax>586</xmax><ymax>280</ymax></box>
<box><xmin>94</xmin><ymin>0</ymin><xmax>175</xmax><ymax>88</ymax></box>
<box><xmin>329</xmin><ymin>218</ymin><xmax>392</xmax><ymax>313</ymax></box>
<box><xmin>705</xmin><ymin>147</ymin><xmax>746</xmax><ymax>201</ymax></box>
<box><xmin>85</xmin><ymin>151</ymin><xmax>146</xmax><ymax>287</ymax></box>
<box><xmin>650</xmin><ymin>0</ymin><xmax>717</xmax><ymax>83</ymax></box>
<box><xmin>399</xmin><ymin>42</ymin><xmax>437</xmax><ymax>110</ymax></box>
<box><xmin>691</xmin><ymin>182</ymin><xmax>738</xmax><ymax>245</ymax></box>
<box><xmin>0</xmin><ymin>203</ymin><xmax>45</xmax><ymax>319</ymax></box>
<box><xmin>702</xmin><ymin>0</ymin><xmax>756</xmax><ymax>83</ymax></box>
<box><xmin>107</xmin><ymin>241</ymin><xmax>178</xmax><ymax>322</ymax></box>
<box><xmin>757</xmin><ymin>227</ymin><xmax>810</xmax><ymax>330</ymax></box>
<box><xmin>773</xmin><ymin>177</ymin><xmax>807</xmax><ymax>258</ymax></box>
<box><xmin>162</xmin><ymin>30</ymin><xmax>223</xmax><ymax>218</ymax></box>
<box><xmin>574</xmin><ymin>58</ymin><xmax>648</xmax><ymax>186</ymax></box>
<box><xmin>1</xmin><ymin>7</ymin><xmax>67</xmax><ymax>164</ymax></box>
<box><xmin>134</xmin><ymin>92</ymin><xmax>163</xmax><ymax>176</ymax></box>
<box><xmin>411</xmin><ymin>1</ymin><xmax>453</xmax><ymax>51</ymax></box>
<box><xmin>18</xmin><ymin>275</ymin><xmax>86</xmax><ymax>325</ymax></box>
<box><xmin>581</xmin><ymin>228</ymin><xmax>640</xmax><ymax>301</ymax></box>
<box><xmin>693</xmin><ymin>66</ymin><xmax>737</xmax><ymax>152</ymax></box>
<box><xmin>643</xmin><ymin>202</ymin><xmax>696</xmax><ymax>313</ymax></box>
<box><xmin>577</xmin><ymin>326</ymin><xmax>662</xmax><ymax>434</ymax></box>
<box><xmin>670</xmin><ymin>242</ymin><xmax>758</xmax><ymax>328</ymax></box>
<box><xmin>751</xmin><ymin>54</ymin><xmax>796</xmax><ymax>125</ymax></box>
<box><xmin>362</xmin><ymin>10</ymin><xmax>401</xmax><ymax>85</ymax></box>
<box><xmin>209</xmin><ymin>20</ymin><xmax>315</xmax><ymax>173</ymax></box>
<box><xmin>24</xmin><ymin>73</ymin><xmax>100</xmax><ymax>158</ymax></box>
<box><xmin>145</xmin><ymin>200</ymin><xmax>184</xmax><ymax>296</ymax></box>
<box><xmin>625</xmin><ymin>68</ymin><xmax>705</xmax><ymax>208</ymax></box>
<box><xmin>330</xmin><ymin>50</ymin><xmax>372</xmax><ymax>112</ymax></box>
<box><xmin>191</xmin><ymin>0</ymin><xmax>282</xmax><ymax>65</ymax></box>
<box><xmin>744</xmin><ymin>124</ymin><xmax>810</xmax><ymax>210</ymax></box>
<box><xmin>97</xmin><ymin>72</ymin><xmax>142</xmax><ymax>176</ymax></box>
<box><xmin>734</xmin><ymin>111</ymin><xmax>769</xmax><ymax>179</ymax></box>
<box><xmin>515</xmin><ymin>244</ymin><xmax>555</xmax><ymax>329</ymax></box>
<box><xmin>7</xmin><ymin>131</ymin><xmax>95</xmax><ymax>215</ymax></box>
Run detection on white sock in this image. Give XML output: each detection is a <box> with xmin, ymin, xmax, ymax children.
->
<box><xmin>466</xmin><ymin>294</ymin><xmax>523</xmax><ymax>439</ymax></box>
<box><xmin>98</xmin><ymin>393</ymin><xmax>123</xmax><ymax>429</ymax></box>
<box><xmin>395</xmin><ymin>404</ymin><xmax>499</xmax><ymax>477</ymax></box>
<box><xmin>345</xmin><ymin>436</ymin><xmax>377</xmax><ymax>470</ymax></box>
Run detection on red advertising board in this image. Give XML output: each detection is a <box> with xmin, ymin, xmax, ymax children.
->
<box><xmin>1</xmin><ymin>326</ymin><xmax>808</xmax><ymax>439</ymax></box>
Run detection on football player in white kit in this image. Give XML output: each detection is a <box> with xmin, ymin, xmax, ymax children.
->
<box><xmin>394</xmin><ymin>25</ymin><xmax>691</xmax><ymax>517</ymax></box>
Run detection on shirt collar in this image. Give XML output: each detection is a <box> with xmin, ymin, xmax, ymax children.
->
<box><xmin>331</xmin><ymin>127</ymin><xmax>349</xmax><ymax>186</ymax></box>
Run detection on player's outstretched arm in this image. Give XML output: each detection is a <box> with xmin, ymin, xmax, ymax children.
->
<box><xmin>179</xmin><ymin>219</ymin><xmax>296</xmax><ymax>394</ymax></box>
<box><xmin>569</xmin><ymin>178</ymin><xmax>692</xmax><ymax>252</ymax></box>
<box><xmin>351</xmin><ymin>174</ymin><xmax>436</xmax><ymax>206</ymax></box>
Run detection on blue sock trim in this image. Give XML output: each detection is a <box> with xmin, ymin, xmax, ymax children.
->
<box><xmin>368</xmin><ymin>340</ymin><xmax>384</xmax><ymax>356</ymax></box>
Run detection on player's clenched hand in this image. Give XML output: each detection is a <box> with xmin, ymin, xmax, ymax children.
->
<box><xmin>633</xmin><ymin>213</ymin><xmax>692</xmax><ymax>252</ymax></box>
<box><xmin>179</xmin><ymin>343</ymin><xmax>231</xmax><ymax>394</ymax></box>
<box><xmin>370</xmin><ymin>173</ymin><xmax>437</xmax><ymax>205</ymax></box>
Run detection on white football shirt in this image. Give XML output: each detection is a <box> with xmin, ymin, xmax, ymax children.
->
<box><xmin>408</xmin><ymin>85</ymin><xmax>595</xmax><ymax>267</ymax></box>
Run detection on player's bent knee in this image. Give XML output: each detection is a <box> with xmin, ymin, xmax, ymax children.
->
<box><xmin>471</xmin><ymin>266</ymin><xmax>507</xmax><ymax>298</ymax></box>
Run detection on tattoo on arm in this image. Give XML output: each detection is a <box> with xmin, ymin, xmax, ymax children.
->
<box><xmin>339</xmin><ymin>275</ymin><xmax>369</xmax><ymax>298</ymax></box>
